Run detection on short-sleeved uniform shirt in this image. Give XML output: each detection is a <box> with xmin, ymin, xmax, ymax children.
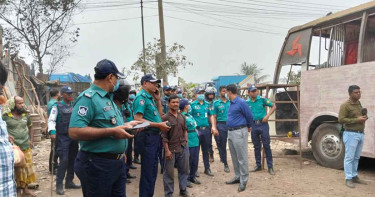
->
<box><xmin>246</xmin><ymin>95</ymin><xmax>274</xmax><ymax>121</ymax></box>
<box><xmin>213</xmin><ymin>98</ymin><xmax>230</xmax><ymax>122</ymax></box>
<box><xmin>2</xmin><ymin>113</ymin><xmax>32</xmax><ymax>150</ymax></box>
<box><xmin>132</xmin><ymin>89</ymin><xmax>162</xmax><ymax>125</ymax></box>
<box><xmin>69</xmin><ymin>84</ymin><xmax>127</xmax><ymax>154</ymax></box>
<box><xmin>189</xmin><ymin>100</ymin><xmax>212</xmax><ymax>127</ymax></box>
<box><xmin>182</xmin><ymin>112</ymin><xmax>199</xmax><ymax>147</ymax></box>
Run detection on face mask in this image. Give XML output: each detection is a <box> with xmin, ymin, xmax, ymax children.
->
<box><xmin>129</xmin><ymin>94</ymin><xmax>135</xmax><ymax>101</ymax></box>
<box><xmin>197</xmin><ymin>94</ymin><xmax>205</xmax><ymax>101</ymax></box>
<box><xmin>177</xmin><ymin>94</ymin><xmax>182</xmax><ymax>98</ymax></box>
<box><xmin>112</xmin><ymin>79</ymin><xmax>120</xmax><ymax>92</ymax></box>
<box><xmin>67</xmin><ymin>97</ymin><xmax>73</xmax><ymax>102</ymax></box>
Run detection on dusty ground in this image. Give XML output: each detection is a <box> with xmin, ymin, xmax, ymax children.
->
<box><xmin>32</xmin><ymin>138</ymin><xmax>375</xmax><ymax>197</ymax></box>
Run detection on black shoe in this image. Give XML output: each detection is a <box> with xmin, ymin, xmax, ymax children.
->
<box><xmin>238</xmin><ymin>183</ymin><xmax>246</xmax><ymax>192</ymax></box>
<box><xmin>56</xmin><ymin>184</ymin><xmax>64</xmax><ymax>195</ymax></box>
<box><xmin>204</xmin><ymin>169</ymin><xmax>214</xmax><ymax>176</ymax></box>
<box><xmin>268</xmin><ymin>168</ymin><xmax>275</xmax><ymax>175</ymax></box>
<box><xmin>160</xmin><ymin>168</ymin><xmax>164</xmax><ymax>174</ymax></box>
<box><xmin>224</xmin><ymin>164</ymin><xmax>230</xmax><ymax>173</ymax></box>
<box><xmin>129</xmin><ymin>164</ymin><xmax>137</xmax><ymax>169</ymax></box>
<box><xmin>127</xmin><ymin>173</ymin><xmax>136</xmax><ymax>179</ymax></box>
<box><xmin>187</xmin><ymin>181</ymin><xmax>193</xmax><ymax>188</ymax></box>
<box><xmin>209</xmin><ymin>152</ymin><xmax>214</xmax><ymax>162</ymax></box>
<box><xmin>225</xmin><ymin>178</ymin><xmax>240</xmax><ymax>185</ymax></box>
<box><xmin>346</xmin><ymin>179</ymin><xmax>355</xmax><ymax>188</ymax></box>
<box><xmin>352</xmin><ymin>176</ymin><xmax>367</xmax><ymax>185</ymax></box>
<box><xmin>126</xmin><ymin>179</ymin><xmax>131</xmax><ymax>184</ymax></box>
<box><xmin>195</xmin><ymin>171</ymin><xmax>200</xmax><ymax>177</ymax></box>
<box><xmin>189</xmin><ymin>177</ymin><xmax>201</xmax><ymax>185</ymax></box>
<box><xmin>180</xmin><ymin>189</ymin><xmax>188</xmax><ymax>196</ymax></box>
<box><xmin>250</xmin><ymin>166</ymin><xmax>262</xmax><ymax>172</ymax></box>
<box><xmin>133</xmin><ymin>158</ymin><xmax>141</xmax><ymax>164</ymax></box>
<box><xmin>65</xmin><ymin>181</ymin><xmax>81</xmax><ymax>189</ymax></box>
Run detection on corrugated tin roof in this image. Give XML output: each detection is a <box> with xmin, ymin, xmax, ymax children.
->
<box><xmin>49</xmin><ymin>73</ymin><xmax>91</xmax><ymax>83</ymax></box>
<box><xmin>289</xmin><ymin>1</ymin><xmax>375</xmax><ymax>33</ymax></box>
<box><xmin>212</xmin><ymin>75</ymin><xmax>248</xmax><ymax>86</ymax></box>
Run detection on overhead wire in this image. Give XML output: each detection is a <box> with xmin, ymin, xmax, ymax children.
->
<box><xmin>74</xmin><ymin>15</ymin><xmax>158</xmax><ymax>25</ymax></box>
<box><xmin>171</xmin><ymin>0</ymin><xmax>329</xmax><ymax>16</ymax></box>
<box><xmin>219</xmin><ymin>0</ymin><xmax>345</xmax><ymax>11</ymax></box>
<box><xmin>164</xmin><ymin>15</ymin><xmax>282</xmax><ymax>36</ymax></box>
<box><xmin>74</xmin><ymin>0</ymin><xmax>343</xmax><ymax>35</ymax></box>
<box><xmin>165</xmin><ymin>3</ymin><xmax>284</xmax><ymax>34</ymax></box>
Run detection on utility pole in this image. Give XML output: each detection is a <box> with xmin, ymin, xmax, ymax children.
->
<box><xmin>158</xmin><ymin>0</ymin><xmax>168</xmax><ymax>85</ymax></box>
<box><xmin>140</xmin><ymin>0</ymin><xmax>146</xmax><ymax>75</ymax></box>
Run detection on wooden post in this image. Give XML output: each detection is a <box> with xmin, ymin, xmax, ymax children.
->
<box><xmin>158</xmin><ymin>0</ymin><xmax>168</xmax><ymax>85</ymax></box>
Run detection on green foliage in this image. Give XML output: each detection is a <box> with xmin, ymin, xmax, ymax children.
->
<box><xmin>286</xmin><ymin>70</ymin><xmax>301</xmax><ymax>85</ymax></box>
<box><xmin>131</xmin><ymin>39</ymin><xmax>192</xmax><ymax>83</ymax></box>
<box><xmin>240</xmin><ymin>62</ymin><xmax>269</xmax><ymax>84</ymax></box>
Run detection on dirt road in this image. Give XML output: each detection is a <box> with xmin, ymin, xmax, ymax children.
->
<box><xmin>33</xmin><ymin>139</ymin><xmax>374</xmax><ymax>197</ymax></box>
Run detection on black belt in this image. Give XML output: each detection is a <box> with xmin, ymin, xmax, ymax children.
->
<box><xmin>143</xmin><ymin>128</ymin><xmax>161</xmax><ymax>135</ymax></box>
<box><xmin>228</xmin><ymin>125</ymin><xmax>247</xmax><ymax>131</ymax></box>
<box><xmin>188</xmin><ymin>130</ymin><xmax>196</xmax><ymax>133</ymax></box>
<box><xmin>83</xmin><ymin>151</ymin><xmax>124</xmax><ymax>160</ymax></box>
<box><xmin>345</xmin><ymin>130</ymin><xmax>364</xmax><ymax>133</ymax></box>
<box><xmin>253</xmin><ymin>120</ymin><xmax>262</xmax><ymax>124</ymax></box>
<box><xmin>196</xmin><ymin>126</ymin><xmax>208</xmax><ymax>130</ymax></box>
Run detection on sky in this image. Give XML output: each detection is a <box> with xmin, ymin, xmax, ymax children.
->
<box><xmin>19</xmin><ymin>0</ymin><xmax>373</xmax><ymax>85</ymax></box>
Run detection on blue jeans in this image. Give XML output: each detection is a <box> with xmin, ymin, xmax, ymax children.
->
<box><xmin>74</xmin><ymin>151</ymin><xmax>127</xmax><ymax>197</ymax></box>
<box><xmin>343</xmin><ymin>131</ymin><xmax>364</xmax><ymax>180</ymax></box>
<box><xmin>251</xmin><ymin>123</ymin><xmax>273</xmax><ymax>168</ymax></box>
<box><xmin>214</xmin><ymin>122</ymin><xmax>228</xmax><ymax>165</ymax></box>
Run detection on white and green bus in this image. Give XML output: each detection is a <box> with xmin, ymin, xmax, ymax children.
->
<box><xmin>274</xmin><ymin>1</ymin><xmax>375</xmax><ymax>169</ymax></box>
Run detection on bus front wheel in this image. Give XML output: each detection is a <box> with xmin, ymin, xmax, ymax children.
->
<box><xmin>311</xmin><ymin>123</ymin><xmax>344</xmax><ymax>169</ymax></box>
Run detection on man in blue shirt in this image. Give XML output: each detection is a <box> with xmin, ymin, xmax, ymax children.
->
<box><xmin>225</xmin><ymin>84</ymin><xmax>253</xmax><ymax>192</ymax></box>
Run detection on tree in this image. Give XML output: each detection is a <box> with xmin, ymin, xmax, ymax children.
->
<box><xmin>0</xmin><ymin>0</ymin><xmax>80</xmax><ymax>75</ymax></box>
<box><xmin>131</xmin><ymin>39</ymin><xmax>192</xmax><ymax>84</ymax></box>
<box><xmin>284</xmin><ymin>70</ymin><xmax>301</xmax><ymax>85</ymax></box>
<box><xmin>240</xmin><ymin>62</ymin><xmax>269</xmax><ymax>84</ymax></box>
<box><xmin>46</xmin><ymin>40</ymin><xmax>72</xmax><ymax>77</ymax></box>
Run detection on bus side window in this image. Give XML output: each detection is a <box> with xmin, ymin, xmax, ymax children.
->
<box><xmin>363</xmin><ymin>15</ymin><xmax>375</xmax><ymax>63</ymax></box>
